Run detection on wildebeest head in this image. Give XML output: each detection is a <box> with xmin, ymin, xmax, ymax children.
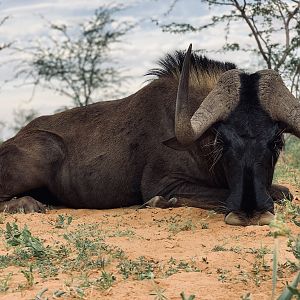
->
<box><xmin>175</xmin><ymin>44</ymin><xmax>300</xmax><ymax>225</ymax></box>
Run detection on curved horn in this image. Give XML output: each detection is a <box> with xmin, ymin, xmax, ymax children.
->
<box><xmin>175</xmin><ymin>44</ymin><xmax>242</xmax><ymax>145</ymax></box>
<box><xmin>175</xmin><ymin>44</ymin><xmax>194</xmax><ymax>144</ymax></box>
<box><xmin>257</xmin><ymin>69</ymin><xmax>300</xmax><ymax>138</ymax></box>
<box><xmin>190</xmin><ymin>69</ymin><xmax>242</xmax><ymax>140</ymax></box>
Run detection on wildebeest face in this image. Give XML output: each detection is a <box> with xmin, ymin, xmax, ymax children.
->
<box><xmin>211</xmin><ymin>72</ymin><xmax>285</xmax><ymax>223</ymax></box>
<box><xmin>174</xmin><ymin>44</ymin><xmax>300</xmax><ymax>225</ymax></box>
<box><xmin>214</xmin><ymin>120</ymin><xmax>284</xmax><ymax>220</ymax></box>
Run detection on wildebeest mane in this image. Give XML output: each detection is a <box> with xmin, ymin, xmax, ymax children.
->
<box><xmin>147</xmin><ymin>50</ymin><xmax>237</xmax><ymax>90</ymax></box>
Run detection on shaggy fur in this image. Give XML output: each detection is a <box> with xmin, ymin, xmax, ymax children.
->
<box><xmin>147</xmin><ymin>51</ymin><xmax>236</xmax><ymax>91</ymax></box>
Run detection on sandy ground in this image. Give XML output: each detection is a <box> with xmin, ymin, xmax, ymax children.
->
<box><xmin>0</xmin><ymin>186</ymin><xmax>299</xmax><ymax>300</ymax></box>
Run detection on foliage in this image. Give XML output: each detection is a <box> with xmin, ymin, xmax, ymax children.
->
<box><xmin>21</xmin><ymin>265</ymin><xmax>34</xmax><ymax>287</ymax></box>
<box><xmin>15</xmin><ymin>6</ymin><xmax>134</xmax><ymax>107</ymax></box>
<box><xmin>157</xmin><ymin>0</ymin><xmax>300</xmax><ymax>97</ymax></box>
<box><xmin>274</xmin><ymin>136</ymin><xmax>300</xmax><ymax>188</ymax></box>
<box><xmin>95</xmin><ymin>271</ymin><xmax>116</xmax><ymax>290</ymax></box>
<box><xmin>150</xmin><ymin>283</ymin><xmax>168</xmax><ymax>300</ymax></box>
<box><xmin>180</xmin><ymin>292</ymin><xmax>196</xmax><ymax>300</ymax></box>
<box><xmin>270</xmin><ymin>201</ymin><xmax>300</xmax><ymax>299</ymax></box>
<box><xmin>5</xmin><ymin>222</ymin><xmax>46</xmax><ymax>258</ymax></box>
<box><xmin>53</xmin><ymin>214</ymin><xmax>73</xmax><ymax>229</ymax></box>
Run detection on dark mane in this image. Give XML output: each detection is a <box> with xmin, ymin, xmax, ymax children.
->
<box><xmin>146</xmin><ymin>50</ymin><xmax>237</xmax><ymax>90</ymax></box>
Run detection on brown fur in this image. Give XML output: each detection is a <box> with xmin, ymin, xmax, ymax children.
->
<box><xmin>147</xmin><ymin>50</ymin><xmax>236</xmax><ymax>92</ymax></box>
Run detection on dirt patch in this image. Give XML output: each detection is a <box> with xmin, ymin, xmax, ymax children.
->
<box><xmin>0</xmin><ymin>187</ymin><xmax>299</xmax><ymax>300</ymax></box>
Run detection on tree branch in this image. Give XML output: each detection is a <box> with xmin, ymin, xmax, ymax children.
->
<box><xmin>232</xmin><ymin>0</ymin><xmax>272</xmax><ymax>68</ymax></box>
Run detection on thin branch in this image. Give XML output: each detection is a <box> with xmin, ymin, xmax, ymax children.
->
<box><xmin>163</xmin><ymin>0</ymin><xmax>180</xmax><ymax>16</ymax></box>
<box><xmin>232</xmin><ymin>0</ymin><xmax>272</xmax><ymax>68</ymax></box>
<box><xmin>0</xmin><ymin>16</ymin><xmax>9</xmax><ymax>26</ymax></box>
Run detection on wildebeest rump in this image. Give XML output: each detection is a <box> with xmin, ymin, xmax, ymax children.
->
<box><xmin>0</xmin><ymin>44</ymin><xmax>298</xmax><ymax>226</ymax></box>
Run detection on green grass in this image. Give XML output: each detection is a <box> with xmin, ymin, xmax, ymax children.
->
<box><xmin>0</xmin><ymin>273</ymin><xmax>12</xmax><ymax>292</ymax></box>
<box><xmin>274</xmin><ymin>136</ymin><xmax>300</xmax><ymax>188</ymax></box>
<box><xmin>212</xmin><ymin>245</ymin><xmax>227</xmax><ymax>252</ymax></box>
<box><xmin>0</xmin><ymin>220</ymin><xmax>205</xmax><ymax>296</ymax></box>
<box><xmin>52</xmin><ymin>214</ymin><xmax>73</xmax><ymax>229</ymax></box>
<box><xmin>270</xmin><ymin>200</ymin><xmax>300</xmax><ymax>299</ymax></box>
<box><xmin>150</xmin><ymin>283</ymin><xmax>168</xmax><ymax>300</ymax></box>
<box><xmin>180</xmin><ymin>292</ymin><xmax>196</xmax><ymax>300</ymax></box>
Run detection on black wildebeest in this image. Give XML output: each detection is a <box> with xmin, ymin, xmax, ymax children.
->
<box><xmin>0</xmin><ymin>44</ymin><xmax>298</xmax><ymax>226</ymax></box>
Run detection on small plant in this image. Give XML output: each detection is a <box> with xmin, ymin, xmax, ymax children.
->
<box><xmin>277</xmin><ymin>272</ymin><xmax>300</xmax><ymax>299</ymax></box>
<box><xmin>270</xmin><ymin>202</ymin><xmax>300</xmax><ymax>299</ymax></box>
<box><xmin>150</xmin><ymin>282</ymin><xmax>168</xmax><ymax>300</ymax></box>
<box><xmin>168</xmin><ymin>219</ymin><xmax>195</xmax><ymax>234</ymax></box>
<box><xmin>246</xmin><ymin>245</ymin><xmax>272</xmax><ymax>286</ymax></box>
<box><xmin>212</xmin><ymin>245</ymin><xmax>227</xmax><ymax>252</ymax></box>
<box><xmin>180</xmin><ymin>291</ymin><xmax>196</xmax><ymax>300</ymax></box>
<box><xmin>0</xmin><ymin>214</ymin><xmax>6</xmax><ymax>224</ymax></box>
<box><xmin>54</xmin><ymin>214</ymin><xmax>73</xmax><ymax>229</ymax></box>
<box><xmin>0</xmin><ymin>273</ymin><xmax>12</xmax><ymax>292</ymax></box>
<box><xmin>217</xmin><ymin>268</ymin><xmax>229</xmax><ymax>283</ymax></box>
<box><xmin>53</xmin><ymin>290</ymin><xmax>66</xmax><ymax>298</ymax></box>
<box><xmin>200</xmin><ymin>223</ymin><xmax>209</xmax><ymax>229</ymax></box>
<box><xmin>240</xmin><ymin>292</ymin><xmax>251</xmax><ymax>300</ymax></box>
<box><xmin>109</xmin><ymin>228</ymin><xmax>135</xmax><ymax>237</ymax></box>
<box><xmin>229</xmin><ymin>246</ymin><xmax>242</xmax><ymax>254</ymax></box>
<box><xmin>95</xmin><ymin>271</ymin><xmax>116</xmax><ymax>290</ymax></box>
<box><xmin>164</xmin><ymin>257</ymin><xmax>200</xmax><ymax>277</ymax></box>
<box><xmin>21</xmin><ymin>265</ymin><xmax>34</xmax><ymax>287</ymax></box>
<box><xmin>5</xmin><ymin>222</ymin><xmax>46</xmax><ymax>257</ymax></box>
<box><xmin>118</xmin><ymin>256</ymin><xmax>155</xmax><ymax>280</ymax></box>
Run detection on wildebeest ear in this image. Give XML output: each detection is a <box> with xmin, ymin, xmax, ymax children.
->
<box><xmin>162</xmin><ymin>137</ymin><xmax>190</xmax><ymax>151</ymax></box>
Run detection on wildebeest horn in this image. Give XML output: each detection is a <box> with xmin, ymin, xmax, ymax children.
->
<box><xmin>257</xmin><ymin>69</ymin><xmax>300</xmax><ymax>138</ymax></box>
<box><xmin>175</xmin><ymin>44</ymin><xmax>242</xmax><ymax>145</ymax></box>
<box><xmin>175</xmin><ymin>44</ymin><xmax>194</xmax><ymax>144</ymax></box>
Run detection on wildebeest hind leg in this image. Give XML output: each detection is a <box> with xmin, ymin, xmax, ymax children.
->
<box><xmin>0</xmin><ymin>129</ymin><xmax>65</xmax><ymax>213</ymax></box>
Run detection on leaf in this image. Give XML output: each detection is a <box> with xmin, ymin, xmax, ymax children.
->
<box><xmin>271</xmin><ymin>239</ymin><xmax>279</xmax><ymax>300</ymax></box>
<box><xmin>278</xmin><ymin>272</ymin><xmax>300</xmax><ymax>300</ymax></box>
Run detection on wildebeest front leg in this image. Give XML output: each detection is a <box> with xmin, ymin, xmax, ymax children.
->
<box><xmin>141</xmin><ymin>185</ymin><xmax>229</xmax><ymax>212</ymax></box>
<box><xmin>140</xmin><ymin>184</ymin><xmax>292</xmax><ymax>210</ymax></box>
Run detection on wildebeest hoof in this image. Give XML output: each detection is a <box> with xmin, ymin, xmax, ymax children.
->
<box><xmin>139</xmin><ymin>196</ymin><xmax>178</xmax><ymax>209</ymax></box>
<box><xmin>254</xmin><ymin>211</ymin><xmax>274</xmax><ymax>226</ymax></box>
<box><xmin>1</xmin><ymin>196</ymin><xmax>46</xmax><ymax>213</ymax></box>
<box><xmin>139</xmin><ymin>196</ymin><xmax>164</xmax><ymax>208</ymax></box>
<box><xmin>168</xmin><ymin>197</ymin><xmax>178</xmax><ymax>206</ymax></box>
